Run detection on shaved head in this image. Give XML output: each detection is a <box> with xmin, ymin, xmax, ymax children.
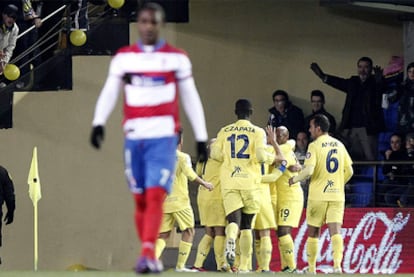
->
<box><xmin>276</xmin><ymin>126</ymin><xmax>289</xmax><ymax>144</ymax></box>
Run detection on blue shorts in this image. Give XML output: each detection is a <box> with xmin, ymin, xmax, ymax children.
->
<box><xmin>124</xmin><ymin>136</ymin><xmax>178</xmax><ymax>194</ymax></box>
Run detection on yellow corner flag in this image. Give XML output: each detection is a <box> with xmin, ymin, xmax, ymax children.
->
<box><xmin>28</xmin><ymin>147</ymin><xmax>42</xmax><ymax>205</ymax></box>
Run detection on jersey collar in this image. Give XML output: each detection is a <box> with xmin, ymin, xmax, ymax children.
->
<box><xmin>137</xmin><ymin>39</ymin><xmax>166</xmax><ymax>52</ymax></box>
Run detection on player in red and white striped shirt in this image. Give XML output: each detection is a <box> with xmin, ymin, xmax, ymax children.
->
<box><xmin>90</xmin><ymin>2</ymin><xmax>208</xmax><ymax>274</ymax></box>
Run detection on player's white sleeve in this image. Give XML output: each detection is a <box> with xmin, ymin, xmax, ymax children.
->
<box><xmin>178</xmin><ymin>77</ymin><xmax>208</xmax><ymax>142</ymax></box>
<box><xmin>92</xmin><ymin>74</ymin><xmax>122</xmax><ymax>126</ymax></box>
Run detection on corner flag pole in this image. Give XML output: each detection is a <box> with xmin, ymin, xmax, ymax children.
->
<box><xmin>28</xmin><ymin>147</ymin><xmax>42</xmax><ymax>271</ymax></box>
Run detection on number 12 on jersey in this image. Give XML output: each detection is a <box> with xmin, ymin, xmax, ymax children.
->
<box><xmin>227</xmin><ymin>134</ymin><xmax>250</xmax><ymax>159</ymax></box>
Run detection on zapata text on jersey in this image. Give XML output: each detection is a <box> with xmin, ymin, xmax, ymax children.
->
<box><xmin>224</xmin><ymin>126</ymin><xmax>256</xmax><ymax>132</ymax></box>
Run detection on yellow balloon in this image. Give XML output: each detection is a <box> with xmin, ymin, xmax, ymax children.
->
<box><xmin>4</xmin><ymin>64</ymin><xmax>20</xmax><ymax>81</ymax></box>
<box><xmin>70</xmin><ymin>30</ymin><xmax>87</xmax><ymax>47</ymax></box>
<box><xmin>108</xmin><ymin>0</ymin><xmax>124</xmax><ymax>9</ymax></box>
<box><xmin>66</xmin><ymin>264</ymin><xmax>87</xmax><ymax>272</ymax></box>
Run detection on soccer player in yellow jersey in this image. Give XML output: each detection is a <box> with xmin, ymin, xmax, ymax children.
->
<box><xmin>263</xmin><ymin>126</ymin><xmax>304</xmax><ymax>273</ymax></box>
<box><xmin>155</xmin><ymin>131</ymin><xmax>213</xmax><ymax>272</ymax></box>
<box><xmin>211</xmin><ymin>99</ymin><xmax>287</xmax><ymax>273</ymax></box>
<box><xmin>253</xmin><ymin>133</ymin><xmax>276</xmax><ymax>272</ymax></box>
<box><xmin>289</xmin><ymin>114</ymin><xmax>353</xmax><ymax>274</ymax></box>
<box><xmin>192</xmin><ymin>138</ymin><xmax>228</xmax><ymax>272</ymax></box>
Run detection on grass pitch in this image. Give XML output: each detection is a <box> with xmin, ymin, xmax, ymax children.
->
<box><xmin>3</xmin><ymin>272</ymin><xmax>414</xmax><ymax>277</ymax></box>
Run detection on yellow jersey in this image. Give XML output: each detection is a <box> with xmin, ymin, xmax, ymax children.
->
<box><xmin>211</xmin><ymin>119</ymin><xmax>274</xmax><ymax>190</ymax></box>
<box><xmin>275</xmin><ymin>143</ymin><xmax>302</xmax><ymax>200</ymax></box>
<box><xmin>163</xmin><ymin>150</ymin><xmax>198</xmax><ymax>213</ymax></box>
<box><xmin>196</xmin><ymin>158</ymin><xmax>222</xmax><ymax>200</ymax></box>
<box><xmin>305</xmin><ymin>134</ymin><xmax>353</xmax><ymax>202</ymax></box>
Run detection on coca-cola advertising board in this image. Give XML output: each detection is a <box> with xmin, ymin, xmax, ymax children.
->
<box><xmin>270</xmin><ymin>208</ymin><xmax>414</xmax><ymax>273</ymax></box>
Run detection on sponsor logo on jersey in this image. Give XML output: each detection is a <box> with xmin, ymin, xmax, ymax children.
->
<box><xmin>124</xmin><ymin>73</ymin><xmax>166</xmax><ymax>87</ymax></box>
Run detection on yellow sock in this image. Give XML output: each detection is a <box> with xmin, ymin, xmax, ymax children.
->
<box><xmin>214</xmin><ymin>235</ymin><xmax>226</xmax><ymax>271</ymax></box>
<box><xmin>278</xmin><ymin>237</ymin><xmax>286</xmax><ymax>270</ymax></box>
<box><xmin>331</xmin><ymin>234</ymin><xmax>344</xmax><ymax>270</ymax></box>
<box><xmin>254</xmin><ymin>239</ymin><xmax>261</xmax><ymax>271</ymax></box>
<box><xmin>194</xmin><ymin>234</ymin><xmax>213</xmax><ymax>268</ymax></box>
<box><xmin>234</xmin><ymin>237</ymin><xmax>241</xmax><ymax>269</ymax></box>
<box><xmin>239</xmin><ymin>229</ymin><xmax>253</xmax><ymax>271</ymax></box>
<box><xmin>306</xmin><ymin>237</ymin><xmax>319</xmax><ymax>273</ymax></box>
<box><xmin>176</xmin><ymin>240</ymin><xmax>192</xmax><ymax>269</ymax></box>
<box><xmin>279</xmin><ymin>234</ymin><xmax>295</xmax><ymax>270</ymax></box>
<box><xmin>155</xmin><ymin>238</ymin><xmax>166</xmax><ymax>259</ymax></box>
<box><xmin>260</xmin><ymin>236</ymin><xmax>272</xmax><ymax>271</ymax></box>
<box><xmin>225</xmin><ymin>222</ymin><xmax>239</xmax><ymax>240</ymax></box>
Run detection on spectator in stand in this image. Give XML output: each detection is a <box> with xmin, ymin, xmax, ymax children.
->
<box><xmin>304</xmin><ymin>90</ymin><xmax>336</xmax><ymax>136</ymax></box>
<box><xmin>311</xmin><ymin>57</ymin><xmax>386</xmax><ymax>161</ymax></box>
<box><xmin>267</xmin><ymin>90</ymin><xmax>305</xmax><ymax>139</ymax></box>
<box><xmin>294</xmin><ymin>131</ymin><xmax>308</xmax><ymax>164</ymax></box>
<box><xmin>12</xmin><ymin>0</ymin><xmax>43</xmax><ymax>89</ymax></box>
<box><xmin>397</xmin><ymin>133</ymin><xmax>414</xmax><ymax>207</ymax></box>
<box><xmin>71</xmin><ymin>0</ymin><xmax>89</xmax><ymax>31</ymax></box>
<box><xmin>294</xmin><ymin>131</ymin><xmax>309</xmax><ymax>208</ymax></box>
<box><xmin>378</xmin><ymin>133</ymin><xmax>407</xmax><ymax>206</ymax></box>
<box><xmin>0</xmin><ymin>4</ymin><xmax>19</xmax><ymax>88</ymax></box>
<box><xmin>397</xmin><ymin>62</ymin><xmax>414</xmax><ymax>136</ymax></box>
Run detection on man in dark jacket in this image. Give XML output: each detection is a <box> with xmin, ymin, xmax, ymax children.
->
<box><xmin>0</xmin><ymin>165</ymin><xmax>15</xmax><ymax>264</ymax></box>
<box><xmin>304</xmin><ymin>90</ymin><xmax>336</xmax><ymax>136</ymax></box>
<box><xmin>267</xmin><ymin>89</ymin><xmax>305</xmax><ymax>139</ymax></box>
<box><xmin>311</xmin><ymin>57</ymin><xmax>386</xmax><ymax>160</ymax></box>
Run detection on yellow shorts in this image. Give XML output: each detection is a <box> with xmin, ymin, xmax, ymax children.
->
<box><xmin>254</xmin><ymin>185</ymin><xmax>276</xmax><ymax>230</ymax></box>
<box><xmin>159</xmin><ymin>206</ymin><xmax>195</xmax><ymax>233</ymax></box>
<box><xmin>254</xmin><ymin>201</ymin><xmax>276</xmax><ymax>230</ymax></box>
<box><xmin>222</xmin><ymin>188</ymin><xmax>260</xmax><ymax>215</ymax></box>
<box><xmin>198</xmin><ymin>197</ymin><xmax>226</xmax><ymax>227</ymax></box>
<box><xmin>306</xmin><ymin>200</ymin><xmax>345</xmax><ymax>227</ymax></box>
<box><xmin>276</xmin><ymin>198</ymin><xmax>304</xmax><ymax>227</ymax></box>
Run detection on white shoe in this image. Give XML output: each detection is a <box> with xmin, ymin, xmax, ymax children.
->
<box><xmin>175</xmin><ymin>267</ymin><xmax>198</xmax><ymax>272</ymax></box>
<box><xmin>301</xmin><ymin>267</ymin><xmax>316</xmax><ymax>275</ymax></box>
<box><xmin>224</xmin><ymin>238</ymin><xmax>236</xmax><ymax>266</ymax></box>
<box><xmin>333</xmin><ymin>267</ymin><xmax>342</xmax><ymax>274</ymax></box>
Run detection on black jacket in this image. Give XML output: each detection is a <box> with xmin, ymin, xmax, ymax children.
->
<box><xmin>305</xmin><ymin>108</ymin><xmax>337</xmax><ymax>135</ymax></box>
<box><xmin>0</xmin><ymin>165</ymin><xmax>15</xmax><ymax>246</ymax></box>
<box><xmin>397</xmin><ymin>79</ymin><xmax>414</xmax><ymax>134</ymax></box>
<box><xmin>0</xmin><ymin>166</ymin><xmax>15</xmax><ymax>217</ymax></box>
<box><xmin>325</xmin><ymin>75</ymin><xmax>385</xmax><ymax>135</ymax></box>
<box><xmin>268</xmin><ymin>103</ymin><xmax>305</xmax><ymax>139</ymax></box>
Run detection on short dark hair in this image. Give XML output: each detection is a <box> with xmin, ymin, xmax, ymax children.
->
<box><xmin>235</xmin><ymin>99</ymin><xmax>252</xmax><ymax>117</ymax></box>
<box><xmin>407</xmin><ymin>62</ymin><xmax>414</xmax><ymax>72</ymax></box>
<box><xmin>138</xmin><ymin>2</ymin><xmax>166</xmax><ymax>22</ymax></box>
<box><xmin>312</xmin><ymin>114</ymin><xmax>330</xmax><ymax>132</ymax></box>
<box><xmin>272</xmin><ymin>90</ymin><xmax>289</xmax><ymax>101</ymax></box>
<box><xmin>358</xmin><ymin>57</ymin><xmax>373</xmax><ymax>68</ymax></box>
<box><xmin>311</xmin><ymin>90</ymin><xmax>325</xmax><ymax>104</ymax></box>
<box><xmin>3</xmin><ymin>4</ymin><xmax>18</xmax><ymax>20</ymax></box>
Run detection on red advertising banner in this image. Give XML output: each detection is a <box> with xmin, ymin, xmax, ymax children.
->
<box><xmin>270</xmin><ymin>208</ymin><xmax>414</xmax><ymax>273</ymax></box>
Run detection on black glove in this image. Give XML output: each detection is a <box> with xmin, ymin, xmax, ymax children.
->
<box><xmin>373</xmin><ymin>65</ymin><xmax>384</xmax><ymax>83</ymax></box>
<box><xmin>90</xmin><ymin>125</ymin><xmax>105</xmax><ymax>149</ymax></box>
<box><xmin>196</xmin><ymin>141</ymin><xmax>208</xmax><ymax>163</ymax></box>
<box><xmin>4</xmin><ymin>211</ymin><xmax>13</xmax><ymax>225</ymax></box>
<box><xmin>310</xmin><ymin>62</ymin><xmax>326</xmax><ymax>80</ymax></box>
